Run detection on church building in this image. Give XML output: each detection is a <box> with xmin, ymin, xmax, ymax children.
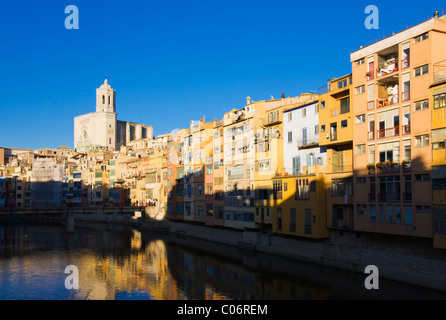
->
<box><xmin>74</xmin><ymin>78</ymin><xmax>153</xmax><ymax>151</ymax></box>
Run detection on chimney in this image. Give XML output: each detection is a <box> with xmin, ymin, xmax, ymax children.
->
<box><xmin>246</xmin><ymin>96</ymin><xmax>251</xmax><ymax>104</ymax></box>
<box><xmin>281</xmin><ymin>93</ymin><xmax>285</xmax><ymax>99</ymax></box>
<box><xmin>434</xmin><ymin>11</ymin><xmax>439</xmax><ymax>18</ymax></box>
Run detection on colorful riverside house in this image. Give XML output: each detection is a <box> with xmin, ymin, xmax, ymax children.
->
<box><xmin>211</xmin><ymin>119</ymin><xmax>225</xmax><ymax>227</ymax></box>
<box><xmin>166</xmin><ymin>128</ymin><xmax>189</xmax><ymax>221</ymax></box>
<box><xmin>318</xmin><ymin>74</ymin><xmax>355</xmax><ymax>237</ymax></box>
<box><xmin>271</xmin><ymin>94</ymin><xmax>329</xmax><ymax>239</ymax></box>
<box><xmin>253</xmin><ymin>95</ymin><xmax>298</xmax><ymax>232</ymax></box>
<box><xmin>223</xmin><ymin>97</ymin><xmax>267</xmax><ymax>230</ymax></box>
<box><xmin>203</xmin><ymin>118</ymin><xmax>224</xmax><ymax>227</ymax></box>
<box><xmin>431</xmin><ymin>74</ymin><xmax>446</xmax><ymax>249</ymax></box>
<box><xmin>188</xmin><ymin>118</ymin><xmax>214</xmax><ymax>225</ymax></box>
<box><xmin>351</xmin><ymin>14</ymin><xmax>446</xmax><ymax>247</ymax></box>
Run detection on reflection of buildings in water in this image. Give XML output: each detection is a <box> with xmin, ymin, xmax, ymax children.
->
<box><xmin>131</xmin><ymin>230</ymin><xmax>142</xmax><ymax>250</ymax></box>
<box><xmin>75</xmin><ymin>231</ymin><xmax>186</xmax><ymax>300</ymax></box>
<box><xmin>166</xmin><ymin>242</ymin><xmax>333</xmax><ymax>300</ymax></box>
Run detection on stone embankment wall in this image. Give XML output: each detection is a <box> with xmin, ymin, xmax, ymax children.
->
<box><xmin>73</xmin><ymin>214</ymin><xmax>446</xmax><ymax>293</ymax></box>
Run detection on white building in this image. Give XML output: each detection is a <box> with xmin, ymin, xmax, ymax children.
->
<box><xmin>283</xmin><ymin>96</ymin><xmax>327</xmax><ymax>175</ymax></box>
<box><xmin>74</xmin><ymin>78</ymin><xmax>153</xmax><ymax>152</ymax></box>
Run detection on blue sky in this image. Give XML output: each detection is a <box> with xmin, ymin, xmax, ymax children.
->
<box><xmin>0</xmin><ymin>0</ymin><xmax>445</xmax><ymax>150</ymax></box>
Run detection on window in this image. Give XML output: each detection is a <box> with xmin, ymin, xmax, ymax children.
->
<box><xmin>288</xmin><ymin>113</ymin><xmax>292</xmax><ymax>121</ymax></box>
<box><xmin>295</xmin><ymin>179</ymin><xmax>309</xmax><ymax>200</ymax></box>
<box><xmin>357</xmin><ymin>204</ymin><xmax>366</xmax><ymax>215</ymax></box>
<box><xmin>433</xmin><ymin>178</ymin><xmax>446</xmax><ymax>190</ymax></box>
<box><xmin>302</xmin><ymin>108</ymin><xmax>307</xmax><ymax>118</ymax></box>
<box><xmin>330</xmin><ymin>123</ymin><xmax>337</xmax><ymax>141</ymax></box>
<box><xmin>356</xmin><ymin>114</ymin><xmax>365</xmax><ymax>124</ymax></box>
<box><xmin>273</xmin><ymin>180</ymin><xmax>283</xmax><ymax>200</ymax></box>
<box><xmin>332</xmin><ymin>178</ymin><xmax>353</xmax><ymax>197</ymax></box>
<box><xmin>370</xmin><ymin>205</ymin><xmax>376</xmax><ymax>222</ymax></box>
<box><xmin>341</xmin><ymin>120</ymin><xmax>348</xmax><ymax>128</ymax></box>
<box><xmin>288</xmin><ymin>132</ymin><xmax>293</xmax><ymax>143</ymax></box>
<box><xmin>414</xmin><ymin>64</ymin><xmax>429</xmax><ymax>77</ymax></box>
<box><xmin>434</xmin><ymin>93</ymin><xmax>446</xmax><ymax>109</ymax></box>
<box><xmin>396</xmin><ymin>206</ymin><xmax>401</xmax><ymax>224</ymax></box>
<box><xmin>290</xmin><ymin>208</ymin><xmax>296</xmax><ymax>232</ymax></box>
<box><xmin>356</xmin><ymin>144</ymin><xmax>366</xmax><ymax>155</ymax></box>
<box><xmin>387</xmin><ymin>205</ymin><xmax>393</xmax><ymax>223</ymax></box>
<box><xmin>403</xmin><ymin>140</ymin><xmax>411</xmax><ymax>160</ymax></box>
<box><xmin>340</xmin><ymin>97</ymin><xmax>350</xmax><ymax>114</ymax></box>
<box><xmin>415</xmin><ymin>173</ymin><xmax>430</xmax><ymax>181</ymax></box>
<box><xmin>416</xmin><ymin>205</ymin><xmax>431</xmax><ymax>213</ymax></box>
<box><xmin>355</xmin><ymin>85</ymin><xmax>365</xmax><ymax>95</ymax></box>
<box><xmin>379</xmin><ymin>176</ymin><xmax>400</xmax><ymax>202</ymax></box>
<box><xmin>357</xmin><ymin>177</ymin><xmax>366</xmax><ymax>184</ymax></box>
<box><xmin>321</xmin><ymin>125</ymin><xmax>326</xmax><ymax>133</ymax></box>
<box><xmin>310</xmin><ymin>180</ymin><xmax>316</xmax><ymax>192</ymax></box>
<box><xmin>276</xmin><ymin>208</ymin><xmax>282</xmax><ymax>231</ymax></box>
<box><xmin>369</xmin><ymin>145</ymin><xmax>375</xmax><ymax>164</ymax></box>
<box><xmin>355</xmin><ymin>58</ymin><xmax>365</xmax><ymax>66</ymax></box>
<box><xmin>338</xmin><ymin>78</ymin><xmax>349</xmax><ymax>89</ymax></box>
<box><xmin>414</xmin><ymin>134</ymin><xmax>429</xmax><ymax>147</ymax></box>
<box><xmin>320</xmin><ymin>101</ymin><xmax>325</xmax><ymax>109</ymax></box>
<box><xmin>292</xmin><ymin>156</ymin><xmax>301</xmax><ymax>175</ymax></box>
<box><xmin>405</xmin><ymin>206</ymin><xmax>412</xmax><ymax>224</ymax></box>
<box><xmin>378</xmin><ymin>141</ymin><xmax>400</xmax><ymax>162</ymax></box>
<box><xmin>414</xmin><ymin>32</ymin><xmax>428</xmax><ymax>44</ymax></box>
<box><xmin>415</xmin><ymin>99</ymin><xmax>429</xmax><ymax>111</ymax></box>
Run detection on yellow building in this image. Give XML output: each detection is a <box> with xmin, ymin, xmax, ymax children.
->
<box><xmin>271</xmin><ymin>167</ymin><xmax>328</xmax><ymax>239</ymax></box>
<box><xmin>318</xmin><ymin>74</ymin><xmax>354</xmax><ymax>235</ymax></box>
<box><xmin>271</xmin><ymin>94</ymin><xmax>329</xmax><ymax>239</ymax></box>
<box><xmin>253</xmin><ymin>96</ymin><xmax>299</xmax><ymax>229</ymax></box>
<box><xmin>431</xmin><ymin>79</ymin><xmax>446</xmax><ymax>249</ymax></box>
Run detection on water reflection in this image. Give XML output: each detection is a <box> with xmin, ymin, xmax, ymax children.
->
<box><xmin>0</xmin><ymin>223</ymin><xmax>445</xmax><ymax>300</ymax></box>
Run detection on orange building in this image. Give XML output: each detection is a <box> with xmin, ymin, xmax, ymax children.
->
<box><xmin>351</xmin><ymin>15</ymin><xmax>446</xmax><ymax>245</ymax></box>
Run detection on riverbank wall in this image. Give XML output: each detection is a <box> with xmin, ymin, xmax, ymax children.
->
<box><xmin>71</xmin><ymin>213</ymin><xmax>446</xmax><ymax>293</ymax></box>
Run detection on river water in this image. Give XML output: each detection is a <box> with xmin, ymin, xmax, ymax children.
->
<box><xmin>0</xmin><ymin>222</ymin><xmax>445</xmax><ymax>300</ymax></box>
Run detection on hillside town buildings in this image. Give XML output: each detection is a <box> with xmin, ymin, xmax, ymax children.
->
<box><xmin>2</xmin><ymin>13</ymin><xmax>446</xmax><ymax>250</ymax></box>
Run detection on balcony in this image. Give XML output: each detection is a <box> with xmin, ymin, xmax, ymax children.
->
<box><xmin>376</xmin><ymin>161</ymin><xmax>400</xmax><ymax>173</ymax></box>
<box><xmin>368</xmin><ymin>131</ymin><xmax>375</xmax><ymax>140</ymax></box>
<box><xmin>377</xmin><ymin>94</ymin><xmax>399</xmax><ymax>108</ymax></box>
<box><xmin>368</xmin><ymin>192</ymin><xmax>376</xmax><ymax>202</ymax></box>
<box><xmin>297</xmin><ymin>137</ymin><xmax>319</xmax><ymax>148</ymax></box>
<box><xmin>377</xmin><ymin>57</ymin><xmax>398</xmax><ymax>78</ymax></box>
<box><xmin>377</xmin><ymin>126</ymin><xmax>399</xmax><ymax>139</ymax></box>
<box><xmin>378</xmin><ymin>192</ymin><xmax>400</xmax><ymax>202</ymax></box>
<box><xmin>367</xmin><ymin>100</ymin><xmax>374</xmax><ymax>110</ymax></box>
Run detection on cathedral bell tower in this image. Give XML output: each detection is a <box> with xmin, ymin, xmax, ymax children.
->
<box><xmin>96</xmin><ymin>77</ymin><xmax>116</xmax><ymax>113</ymax></box>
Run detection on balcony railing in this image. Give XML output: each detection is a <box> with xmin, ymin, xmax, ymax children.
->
<box><xmin>368</xmin><ymin>131</ymin><xmax>375</xmax><ymax>140</ymax></box>
<box><xmin>377</xmin><ymin>94</ymin><xmax>399</xmax><ymax>108</ymax></box>
<box><xmin>401</xmin><ymin>57</ymin><xmax>410</xmax><ymax>69</ymax></box>
<box><xmin>297</xmin><ymin>137</ymin><xmax>319</xmax><ymax>148</ymax></box>
<box><xmin>402</xmin><ymin>124</ymin><xmax>411</xmax><ymax>135</ymax></box>
<box><xmin>367</xmin><ymin>100</ymin><xmax>375</xmax><ymax>110</ymax></box>
<box><xmin>377</xmin><ymin>126</ymin><xmax>399</xmax><ymax>139</ymax></box>
<box><xmin>378</xmin><ymin>192</ymin><xmax>401</xmax><ymax>202</ymax></box>
<box><xmin>377</xmin><ymin>61</ymin><xmax>399</xmax><ymax>78</ymax></box>
<box><xmin>401</xmin><ymin>91</ymin><xmax>410</xmax><ymax>102</ymax></box>
<box><xmin>368</xmin><ymin>192</ymin><xmax>376</xmax><ymax>202</ymax></box>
